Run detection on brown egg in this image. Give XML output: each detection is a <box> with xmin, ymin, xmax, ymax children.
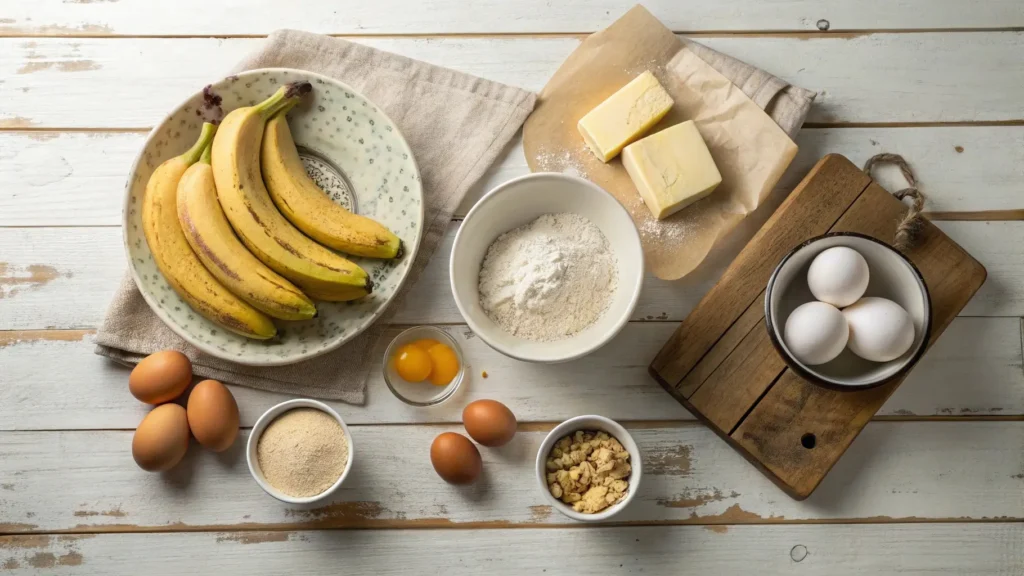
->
<box><xmin>186</xmin><ymin>379</ymin><xmax>239</xmax><ymax>452</ymax></box>
<box><xmin>129</xmin><ymin>350</ymin><xmax>192</xmax><ymax>405</ymax></box>
<box><xmin>430</xmin><ymin>432</ymin><xmax>482</xmax><ymax>484</ymax></box>
<box><xmin>132</xmin><ymin>404</ymin><xmax>190</xmax><ymax>472</ymax></box>
<box><xmin>462</xmin><ymin>399</ymin><xmax>517</xmax><ymax>447</ymax></box>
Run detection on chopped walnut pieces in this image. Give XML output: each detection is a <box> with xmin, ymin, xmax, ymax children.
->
<box><xmin>545</xmin><ymin>430</ymin><xmax>631</xmax><ymax>514</ymax></box>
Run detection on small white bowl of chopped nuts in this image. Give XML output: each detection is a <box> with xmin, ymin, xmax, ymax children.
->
<box><xmin>535</xmin><ymin>415</ymin><xmax>641</xmax><ymax>522</ymax></box>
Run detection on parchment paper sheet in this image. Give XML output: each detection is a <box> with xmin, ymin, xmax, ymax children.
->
<box><xmin>523</xmin><ymin>5</ymin><xmax>811</xmax><ymax>280</ymax></box>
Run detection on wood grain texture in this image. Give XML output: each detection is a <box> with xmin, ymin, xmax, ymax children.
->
<box><xmin>4</xmin><ymin>127</ymin><xmax>1023</xmax><ymax>226</ymax></box>
<box><xmin>5</xmin><ymin>0</ymin><xmax>1024</xmax><ymax>36</ymax></box>
<box><xmin>651</xmin><ymin>155</ymin><xmax>870</xmax><ymax>386</ymax></box>
<box><xmin>0</xmin><ymin>317</ymin><xmax>1020</xmax><ymax>431</ymax></box>
<box><xmin>677</xmin><ymin>293</ymin><xmax>768</xmax><ymax>398</ymax></box>
<box><xmin>928</xmin><ymin>209</ymin><xmax>1024</xmax><ymax>221</ymax></box>
<box><xmin>1</xmin><ymin>523</ymin><xmax>1022</xmax><ymax>575</ymax></box>
<box><xmin>948</xmin><ymin>220</ymin><xmax>1024</xmax><ymax>316</ymax></box>
<box><xmin>1</xmin><ymin>423</ymin><xmax>1022</xmax><ymax>533</ymax></box>
<box><xmin>3</xmin><ymin>34</ymin><xmax>1024</xmax><ymax>128</ymax></box>
<box><xmin>730</xmin><ymin>175</ymin><xmax>986</xmax><ymax>499</ymax></box>
<box><xmin>733</xmin><ymin>370</ymin><xmax>893</xmax><ymax>499</ymax></box>
<box><xmin>688</xmin><ymin>319</ymin><xmax>787</xmax><ymax>433</ymax></box>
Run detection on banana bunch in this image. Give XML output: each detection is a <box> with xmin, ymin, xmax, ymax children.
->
<box><xmin>140</xmin><ymin>81</ymin><xmax>405</xmax><ymax>340</ymax></box>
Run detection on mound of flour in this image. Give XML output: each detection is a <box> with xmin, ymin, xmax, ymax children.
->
<box><xmin>478</xmin><ymin>213</ymin><xmax>618</xmax><ymax>342</ymax></box>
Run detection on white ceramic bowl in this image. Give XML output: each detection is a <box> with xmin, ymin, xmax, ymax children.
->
<box><xmin>449</xmin><ymin>173</ymin><xmax>644</xmax><ymax>363</ymax></box>
<box><xmin>765</xmin><ymin>233</ymin><xmax>932</xmax><ymax>389</ymax></box>
<box><xmin>535</xmin><ymin>415</ymin><xmax>642</xmax><ymax>522</ymax></box>
<box><xmin>124</xmin><ymin>68</ymin><xmax>424</xmax><ymax>365</ymax></box>
<box><xmin>247</xmin><ymin>399</ymin><xmax>354</xmax><ymax>504</ymax></box>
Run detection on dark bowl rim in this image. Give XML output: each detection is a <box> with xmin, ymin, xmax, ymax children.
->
<box><xmin>764</xmin><ymin>232</ymin><xmax>933</xmax><ymax>391</ymax></box>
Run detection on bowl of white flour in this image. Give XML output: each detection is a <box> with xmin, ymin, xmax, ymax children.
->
<box><xmin>450</xmin><ymin>173</ymin><xmax>643</xmax><ymax>363</ymax></box>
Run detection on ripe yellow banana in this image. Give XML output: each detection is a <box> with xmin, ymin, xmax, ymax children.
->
<box><xmin>177</xmin><ymin>144</ymin><xmax>317</xmax><ymax>321</ymax></box>
<box><xmin>211</xmin><ymin>83</ymin><xmax>373</xmax><ymax>297</ymax></box>
<box><xmin>300</xmin><ymin>283</ymin><xmax>371</xmax><ymax>302</ymax></box>
<box><xmin>142</xmin><ymin>123</ymin><xmax>276</xmax><ymax>340</ymax></box>
<box><xmin>262</xmin><ymin>113</ymin><xmax>404</xmax><ymax>259</ymax></box>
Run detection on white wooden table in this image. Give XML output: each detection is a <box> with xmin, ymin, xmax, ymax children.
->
<box><xmin>2</xmin><ymin>2</ymin><xmax>1023</xmax><ymax>574</ymax></box>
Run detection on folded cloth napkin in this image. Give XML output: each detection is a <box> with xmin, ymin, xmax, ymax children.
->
<box><xmin>95</xmin><ymin>30</ymin><xmax>536</xmax><ymax>404</ymax></box>
<box><xmin>681</xmin><ymin>38</ymin><xmax>814</xmax><ymax>140</ymax></box>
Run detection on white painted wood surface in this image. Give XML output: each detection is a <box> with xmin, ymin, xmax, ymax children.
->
<box><xmin>1</xmin><ymin>524</ymin><xmax>1021</xmax><ymax>576</ymax></box>
<box><xmin>1</xmin><ymin>220</ymin><xmax>1021</xmax><ymax>332</ymax></box>
<box><xmin>1</xmin><ymin>316</ymin><xmax>1020</xmax><ymax>431</ymax></box>
<box><xmin>3</xmin><ymin>34</ymin><xmax>1024</xmax><ymax>128</ymax></box>
<box><xmin>6</xmin><ymin>0</ymin><xmax>1024</xmax><ymax>35</ymax></box>
<box><xmin>4</xmin><ymin>127</ymin><xmax>1023</xmax><ymax>226</ymax></box>
<box><xmin>1</xmin><ymin>423</ymin><xmax>1022</xmax><ymax>532</ymax></box>
<box><xmin>1</xmin><ymin>2</ymin><xmax>1022</xmax><ymax>573</ymax></box>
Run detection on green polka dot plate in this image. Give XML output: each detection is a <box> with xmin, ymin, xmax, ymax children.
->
<box><xmin>123</xmin><ymin>69</ymin><xmax>424</xmax><ymax>365</ymax></box>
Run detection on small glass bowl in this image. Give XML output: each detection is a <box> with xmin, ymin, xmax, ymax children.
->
<box><xmin>382</xmin><ymin>326</ymin><xmax>465</xmax><ymax>407</ymax></box>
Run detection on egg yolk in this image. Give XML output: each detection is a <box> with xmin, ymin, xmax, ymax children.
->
<box><xmin>394</xmin><ymin>344</ymin><xmax>432</xmax><ymax>383</ymax></box>
<box><xmin>411</xmin><ymin>338</ymin><xmax>441</xmax><ymax>351</ymax></box>
<box><xmin>427</xmin><ymin>343</ymin><xmax>460</xmax><ymax>386</ymax></box>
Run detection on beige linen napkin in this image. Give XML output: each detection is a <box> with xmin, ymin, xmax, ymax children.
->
<box><xmin>95</xmin><ymin>30</ymin><xmax>536</xmax><ymax>403</ymax></box>
<box><xmin>681</xmin><ymin>39</ymin><xmax>814</xmax><ymax>141</ymax></box>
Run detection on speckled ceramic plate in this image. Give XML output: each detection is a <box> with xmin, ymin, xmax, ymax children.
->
<box><xmin>123</xmin><ymin>69</ymin><xmax>424</xmax><ymax>366</ymax></box>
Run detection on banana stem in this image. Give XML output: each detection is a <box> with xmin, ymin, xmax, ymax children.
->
<box><xmin>181</xmin><ymin>122</ymin><xmax>217</xmax><ymax>165</ymax></box>
<box><xmin>270</xmin><ymin>99</ymin><xmax>300</xmax><ymax>120</ymax></box>
<box><xmin>256</xmin><ymin>82</ymin><xmax>312</xmax><ymax>120</ymax></box>
<box><xmin>199</xmin><ymin>142</ymin><xmax>212</xmax><ymax>165</ymax></box>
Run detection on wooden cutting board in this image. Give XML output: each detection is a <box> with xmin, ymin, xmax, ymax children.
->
<box><xmin>648</xmin><ymin>154</ymin><xmax>987</xmax><ymax>500</ymax></box>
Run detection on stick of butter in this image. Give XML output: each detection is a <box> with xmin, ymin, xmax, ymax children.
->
<box><xmin>622</xmin><ymin>120</ymin><xmax>723</xmax><ymax>220</ymax></box>
<box><xmin>577</xmin><ymin>71</ymin><xmax>674</xmax><ymax>163</ymax></box>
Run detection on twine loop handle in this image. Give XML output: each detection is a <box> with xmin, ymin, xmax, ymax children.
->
<box><xmin>863</xmin><ymin>153</ymin><xmax>926</xmax><ymax>251</ymax></box>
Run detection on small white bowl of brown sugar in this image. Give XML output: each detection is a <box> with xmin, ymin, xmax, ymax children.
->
<box><xmin>247</xmin><ymin>399</ymin><xmax>354</xmax><ymax>504</ymax></box>
<box><xmin>535</xmin><ymin>415</ymin><xmax>641</xmax><ymax>522</ymax></box>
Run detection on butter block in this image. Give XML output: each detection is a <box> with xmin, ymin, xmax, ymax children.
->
<box><xmin>621</xmin><ymin>120</ymin><xmax>722</xmax><ymax>220</ymax></box>
<box><xmin>577</xmin><ymin>71</ymin><xmax>674</xmax><ymax>163</ymax></box>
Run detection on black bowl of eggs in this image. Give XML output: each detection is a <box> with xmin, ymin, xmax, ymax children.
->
<box><xmin>765</xmin><ymin>233</ymin><xmax>932</xmax><ymax>390</ymax></box>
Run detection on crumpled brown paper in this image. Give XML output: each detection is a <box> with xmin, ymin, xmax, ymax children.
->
<box><xmin>524</xmin><ymin>5</ymin><xmax>811</xmax><ymax>280</ymax></box>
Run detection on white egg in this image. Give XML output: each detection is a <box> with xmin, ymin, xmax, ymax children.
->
<box><xmin>807</xmin><ymin>246</ymin><xmax>869</xmax><ymax>308</ymax></box>
<box><xmin>843</xmin><ymin>297</ymin><xmax>915</xmax><ymax>362</ymax></box>
<box><xmin>783</xmin><ymin>301</ymin><xmax>849</xmax><ymax>366</ymax></box>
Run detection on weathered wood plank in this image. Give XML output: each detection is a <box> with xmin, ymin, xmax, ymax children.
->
<box><xmin>1</xmin><ymin>524</ymin><xmax>1021</xmax><ymax>575</ymax></box>
<box><xmin>0</xmin><ymin>222</ymin><xmax>1019</xmax><ymax>333</ymax></box>
<box><xmin>688</xmin><ymin>319</ymin><xmax>786</xmax><ymax>432</ymax></box>
<box><xmin>5</xmin><ymin>0</ymin><xmax>1023</xmax><ymax>36</ymax></box>
<box><xmin>4</xmin><ymin>126</ymin><xmax>1020</xmax><ymax>226</ymax></box>
<box><xmin>940</xmin><ymin>221</ymin><xmax>1024</xmax><ymax>316</ymax></box>
<box><xmin>2</xmin><ymin>35</ymin><xmax>1024</xmax><ymax>128</ymax></box>
<box><xmin>0</xmin><ymin>318</ymin><xmax>1019</xmax><ymax>430</ymax></box>
<box><xmin>0</xmin><ymin>228</ymin><xmax>123</xmax><ymax>330</ymax></box>
<box><xmin>0</xmin><ymin>422</ymin><xmax>1021</xmax><ymax>533</ymax></box>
